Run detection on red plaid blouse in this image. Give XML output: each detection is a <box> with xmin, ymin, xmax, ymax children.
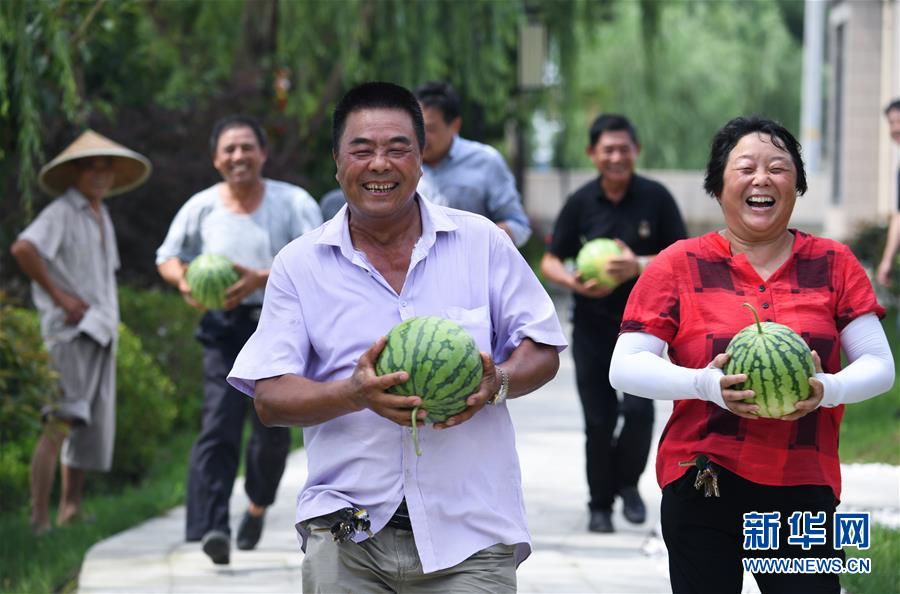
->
<box><xmin>621</xmin><ymin>230</ymin><xmax>885</xmax><ymax>500</ymax></box>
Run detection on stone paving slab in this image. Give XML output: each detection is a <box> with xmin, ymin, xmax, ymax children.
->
<box><xmin>78</xmin><ymin>345</ymin><xmax>899</xmax><ymax>593</ymax></box>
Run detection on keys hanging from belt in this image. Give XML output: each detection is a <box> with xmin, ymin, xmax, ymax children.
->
<box><xmin>312</xmin><ymin>507</ymin><xmax>374</xmax><ymax>543</ymax></box>
<box><xmin>678</xmin><ymin>454</ymin><xmax>720</xmax><ymax>497</ymax></box>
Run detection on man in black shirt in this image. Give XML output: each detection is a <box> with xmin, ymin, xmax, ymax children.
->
<box><xmin>541</xmin><ymin>114</ymin><xmax>687</xmax><ymax>533</ymax></box>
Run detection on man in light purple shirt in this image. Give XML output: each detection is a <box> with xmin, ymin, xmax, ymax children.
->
<box><xmin>228</xmin><ymin>82</ymin><xmax>566</xmax><ymax>592</ymax></box>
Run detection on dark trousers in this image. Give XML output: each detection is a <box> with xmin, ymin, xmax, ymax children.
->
<box><xmin>662</xmin><ymin>465</ymin><xmax>843</xmax><ymax>594</ymax></box>
<box><xmin>572</xmin><ymin>320</ymin><xmax>654</xmax><ymax>511</ymax></box>
<box><xmin>185</xmin><ymin>307</ymin><xmax>291</xmax><ymax>541</ymax></box>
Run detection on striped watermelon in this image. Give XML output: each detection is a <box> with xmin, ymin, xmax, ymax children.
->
<box><xmin>576</xmin><ymin>238</ymin><xmax>623</xmax><ymax>289</ymax></box>
<box><xmin>375</xmin><ymin>316</ymin><xmax>483</xmax><ymax>455</ymax></box>
<box><xmin>724</xmin><ymin>303</ymin><xmax>815</xmax><ymax>418</ymax></box>
<box><xmin>185</xmin><ymin>254</ymin><xmax>240</xmax><ymax>310</ymax></box>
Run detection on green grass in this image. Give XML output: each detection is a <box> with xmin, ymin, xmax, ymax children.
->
<box><xmin>837</xmin><ymin>315</ymin><xmax>900</xmax><ymax>593</ymax></box>
<box><xmin>838</xmin><ymin>314</ymin><xmax>900</xmax><ymax>465</ymax></box>
<box><xmin>1</xmin><ymin>426</ymin><xmax>303</xmax><ymax>594</ymax></box>
<box><xmin>842</xmin><ymin>525</ymin><xmax>900</xmax><ymax>594</ymax></box>
<box><xmin>0</xmin><ymin>430</ymin><xmax>194</xmax><ymax>594</ymax></box>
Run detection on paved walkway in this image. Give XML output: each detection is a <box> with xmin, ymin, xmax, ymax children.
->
<box><xmin>78</xmin><ymin>348</ymin><xmax>900</xmax><ymax>593</ymax></box>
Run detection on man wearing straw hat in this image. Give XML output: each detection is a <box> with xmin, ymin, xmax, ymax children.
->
<box><xmin>156</xmin><ymin>114</ymin><xmax>322</xmax><ymax>565</ymax></box>
<box><xmin>10</xmin><ymin>130</ymin><xmax>151</xmax><ymax>535</ymax></box>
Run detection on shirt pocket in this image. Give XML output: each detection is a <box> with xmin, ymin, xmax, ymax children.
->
<box><xmin>443</xmin><ymin>305</ymin><xmax>492</xmax><ymax>353</ymax></box>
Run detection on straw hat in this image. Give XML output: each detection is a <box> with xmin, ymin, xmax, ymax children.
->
<box><xmin>38</xmin><ymin>129</ymin><xmax>152</xmax><ymax>197</ymax></box>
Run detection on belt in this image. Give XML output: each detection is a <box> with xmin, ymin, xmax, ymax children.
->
<box><xmin>229</xmin><ymin>304</ymin><xmax>262</xmax><ymax>322</ymax></box>
<box><xmin>386</xmin><ymin>502</ymin><xmax>412</xmax><ymax>531</ymax></box>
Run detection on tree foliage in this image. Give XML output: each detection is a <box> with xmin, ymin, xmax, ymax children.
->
<box><xmin>2</xmin><ymin>0</ymin><xmax>604</xmax><ymax>285</ymax></box>
<box><xmin>0</xmin><ymin>0</ymin><xmax>81</xmax><ymax>220</ymax></box>
<box><xmin>1</xmin><ymin>0</ymin><xmax>552</xmax><ymax>207</ymax></box>
<box><xmin>553</xmin><ymin>0</ymin><xmax>803</xmax><ymax>170</ymax></box>
<box><xmin>1</xmin><ymin>0</ymin><xmax>801</xmax><ymax>286</ymax></box>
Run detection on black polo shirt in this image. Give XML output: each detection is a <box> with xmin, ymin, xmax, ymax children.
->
<box><xmin>547</xmin><ymin>173</ymin><xmax>687</xmax><ymax>326</ymax></box>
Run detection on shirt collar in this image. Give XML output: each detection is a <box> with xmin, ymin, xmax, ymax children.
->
<box><xmin>446</xmin><ymin>135</ymin><xmax>462</xmax><ymax>161</ymax></box>
<box><xmin>709</xmin><ymin>228</ymin><xmax>805</xmax><ymax>257</ymax></box>
<box><xmin>425</xmin><ymin>135</ymin><xmax>462</xmax><ymax>170</ymax></box>
<box><xmin>595</xmin><ymin>174</ymin><xmax>637</xmax><ymax>205</ymax></box>
<box><xmin>62</xmin><ymin>187</ymin><xmax>94</xmax><ymax>211</ymax></box>
<box><xmin>315</xmin><ymin>194</ymin><xmax>458</xmax><ymax>259</ymax></box>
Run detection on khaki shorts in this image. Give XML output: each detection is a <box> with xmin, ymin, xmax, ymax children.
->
<box><xmin>45</xmin><ymin>334</ymin><xmax>116</xmax><ymax>471</ymax></box>
<box><xmin>301</xmin><ymin>513</ymin><xmax>517</xmax><ymax>593</ymax></box>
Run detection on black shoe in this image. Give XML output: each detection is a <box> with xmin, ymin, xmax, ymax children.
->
<box><xmin>201</xmin><ymin>530</ymin><xmax>230</xmax><ymax>565</ymax></box>
<box><xmin>588</xmin><ymin>510</ymin><xmax>614</xmax><ymax>533</ymax></box>
<box><xmin>236</xmin><ymin>511</ymin><xmax>265</xmax><ymax>551</ymax></box>
<box><xmin>620</xmin><ymin>486</ymin><xmax>647</xmax><ymax>524</ymax></box>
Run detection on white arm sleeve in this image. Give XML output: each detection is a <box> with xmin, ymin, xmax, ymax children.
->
<box><xmin>609</xmin><ymin>332</ymin><xmax>729</xmax><ymax>410</ymax></box>
<box><xmin>817</xmin><ymin>314</ymin><xmax>895</xmax><ymax>407</ymax></box>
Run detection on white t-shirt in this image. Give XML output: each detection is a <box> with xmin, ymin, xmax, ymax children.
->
<box><xmin>156</xmin><ymin>179</ymin><xmax>322</xmax><ymax>305</ymax></box>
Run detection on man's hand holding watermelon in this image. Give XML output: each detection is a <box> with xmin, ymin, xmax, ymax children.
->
<box><xmin>170</xmin><ymin>258</ymin><xmax>267</xmax><ymax>311</ymax></box>
<box><xmin>602</xmin><ymin>240</ymin><xmax>643</xmax><ymax>286</ymax></box>
<box><xmin>433</xmin><ymin>339</ymin><xmax>557</xmax><ymax>430</ymax></box>
<box><xmin>222</xmin><ymin>263</ymin><xmax>268</xmax><ymax>310</ymax></box>
<box><xmin>347</xmin><ymin>336</ymin><xmax>425</xmax><ymax>427</ymax></box>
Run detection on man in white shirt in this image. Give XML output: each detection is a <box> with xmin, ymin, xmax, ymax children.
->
<box><xmin>228</xmin><ymin>82</ymin><xmax>566</xmax><ymax>592</ymax></box>
<box><xmin>11</xmin><ymin>130</ymin><xmax>151</xmax><ymax>534</ymax></box>
<box><xmin>156</xmin><ymin>115</ymin><xmax>321</xmax><ymax>564</ymax></box>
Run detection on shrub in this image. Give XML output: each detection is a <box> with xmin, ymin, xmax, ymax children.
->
<box><xmin>0</xmin><ymin>293</ymin><xmax>180</xmax><ymax>504</ymax></box>
<box><xmin>118</xmin><ymin>285</ymin><xmax>203</xmax><ymax>429</ymax></box>
<box><xmin>844</xmin><ymin>221</ymin><xmax>900</xmax><ymax>306</ymax></box>
<box><xmin>103</xmin><ymin>324</ymin><xmax>177</xmax><ymax>486</ymax></box>
<box><xmin>0</xmin><ymin>294</ymin><xmax>58</xmax><ymax>512</ymax></box>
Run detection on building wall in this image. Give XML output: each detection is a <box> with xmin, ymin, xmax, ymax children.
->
<box><xmin>878</xmin><ymin>0</ymin><xmax>900</xmax><ymax>214</ymax></box>
<box><xmin>825</xmin><ymin>0</ymin><xmax>894</xmax><ymax>238</ymax></box>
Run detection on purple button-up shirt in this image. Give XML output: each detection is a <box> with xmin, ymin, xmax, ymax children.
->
<box><xmin>228</xmin><ymin>196</ymin><xmax>566</xmax><ymax>573</ymax></box>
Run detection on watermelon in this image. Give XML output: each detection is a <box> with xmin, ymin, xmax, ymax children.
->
<box><xmin>375</xmin><ymin>316</ymin><xmax>483</xmax><ymax>455</ymax></box>
<box><xmin>723</xmin><ymin>303</ymin><xmax>815</xmax><ymax>418</ymax></box>
<box><xmin>185</xmin><ymin>254</ymin><xmax>240</xmax><ymax>310</ymax></box>
<box><xmin>576</xmin><ymin>238</ymin><xmax>623</xmax><ymax>289</ymax></box>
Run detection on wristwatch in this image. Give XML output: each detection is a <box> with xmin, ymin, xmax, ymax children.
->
<box><xmin>489</xmin><ymin>367</ymin><xmax>509</xmax><ymax>405</ymax></box>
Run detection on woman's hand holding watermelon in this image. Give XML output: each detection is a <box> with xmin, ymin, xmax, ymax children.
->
<box><xmin>698</xmin><ymin>348</ymin><xmax>824</xmax><ymax>421</ymax></box>
<box><xmin>696</xmin><ymin>352</ymin><xmax>760</xmax><ymax>419</ymax></box>
<box><xmin>778</xmin><ymin>350</ymin><xmax>825</xmax><ymax>421</ymax></box>
<box><xmin>350</xmin><ymin>336</ymin><xmax>425</xmax><ymax>426</ymax></box>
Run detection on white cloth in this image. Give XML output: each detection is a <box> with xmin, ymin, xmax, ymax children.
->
<box><xmin>155</xmin><ymin>179</ymin><xmax>322</xmax><ymax>305</ymax></box>
<box><xmin>815</xmin><ymin>314</ymin><xmax>895</xmax><ymax>406</ymax></box>
<box><xmin>18</xmin><ymin>189</ymin><xmax>120</xmax><ymax>348</ymax></box>
<box><xmin>610</xmin><ymin>313</ymin><xmax>894</xmax><ymax>410</ymax></box>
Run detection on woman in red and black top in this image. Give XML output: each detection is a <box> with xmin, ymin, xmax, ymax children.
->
<box><xmin>609</xmin><ymin>116</ymin><xmax>894</xmax><ymax>594</ymax></box>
